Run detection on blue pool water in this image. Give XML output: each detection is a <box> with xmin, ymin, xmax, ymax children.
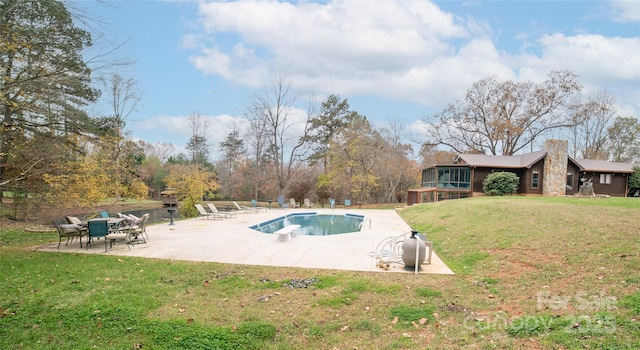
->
<box><xmin>250</xmin><ymin>212</ymin><xmax>364</xmax><ymax>236</ymax></box>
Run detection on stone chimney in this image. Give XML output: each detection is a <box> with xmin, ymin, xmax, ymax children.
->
<box><xmin>543</xmin><ymin>140</ymin><xmax>568</xmax><ymax>196</ymax></box>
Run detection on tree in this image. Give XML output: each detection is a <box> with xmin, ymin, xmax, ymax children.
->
<box><xmin>244</xmin><ymin>109</ymin><xmax>272</xmax><ymax>200</ymax></box>
<box><xmin>629</xmin><ymin>166</ymin><xmax>640</xmax><ymax>195</ymax></box>
<box><xmin>164</xmin><ymin>164</ymin><xmax>219</xmax><ymax>217</ymax></box>
<box><xmin>216</xmin><ymin>128</ymin><xmax>246</xmax><ymax>199</ymax></box>
<box><xmin>95</xmin><ymin>73</ymin><xmax>143</xmax><ymax>201</ymax></box>
<box><xmin>483</xmin><ymin>172</ymin><xmax>519</xmax><ymax>196</ymax></box>
<box><xmin>0</xmin><ymin>0</ymin><xmax>99</xmax><ymax>190</ymax></box>
<box><xmin>378</xmin><ymin>118</ymin><xmax>420</xmax><ymax>203</ymax></box>
<box><xmin>185</xmin><ymin>112</ymin><xmax>210</xmax><ymax>168</ymax></box>
<box><xmin>327</xmin><ymin>115</ymin><xmax>383</xmax><ymax>203</ymax></box>
<box><xmin>570</xmin><ymin>91</ymin><xmax>617</xmax><ymax>159</ymax></box>
<box><xmin>418</xmin><ymin>143</ymin><xmax>457</xmax><ymax>168</ymax></box>
<box><xmin>606</xmin><ymin>117</ymin><xmax>640</xmax><ymax>163</ymax></box>
<box><xmin>424</xmin><ymin>70</ymin><xmax>581</xmax><ymax>156</ymax></box>
<box><xmin>304</xmin><ymin>95</ymin><xmax>356</xmax><ymax>171</ymax></box>
<box><xmin>246</xmin><ymin>74</ymin><xmax>311</xmax><ymax>197</ymax></box>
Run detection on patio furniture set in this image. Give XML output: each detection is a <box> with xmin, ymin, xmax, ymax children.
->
<box><xmin>52</xmin><ymin>212</ymin><xmax>150</xmax><ymax>252</ymax></box>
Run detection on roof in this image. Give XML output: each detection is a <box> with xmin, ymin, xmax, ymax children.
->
<box><xmin>573</xmin><ymin>158</ymin><xmax>634</xmax><ymax>173</ymax></box>
<box><xmin>457</xmin><ymin>150</ymin><xmax>546</xmax><ymax>169</ymax></box>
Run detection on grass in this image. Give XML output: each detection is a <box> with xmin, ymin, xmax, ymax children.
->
<box><xmin>1</xmin><ymin>196</ymin><xmax>639</xmax><ymax>349</ymax></box>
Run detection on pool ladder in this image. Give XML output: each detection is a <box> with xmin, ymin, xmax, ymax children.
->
<box><xmin>369</xmin><ymin>232</ymin><xmax>407</xmax><ymax>264</ymax></box>
<box><xmin>358</xmin><ymin>218</ymin><xmax>371</xmax><ymax>230</ymax></box>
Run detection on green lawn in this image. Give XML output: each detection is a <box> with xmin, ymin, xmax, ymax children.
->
<box><xmin>1</xmin><ymin>196</ymin><xmax>639</xmax><ymax>349</ymax></box>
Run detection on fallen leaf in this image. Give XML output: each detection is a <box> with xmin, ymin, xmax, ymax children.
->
<box><xmin>203</xmin><ymin>280</ymin><xmax>210</xmax><ymax>287</ymax></box>
<box><xmin>104</xmin><ymin>277</ymin><xmax>110</xmax><ymax>282</ymax></box>
<box><xmin>340</xmin><ymin>325</ymin><xmax>349</xmax><ymax>331</ymax></box>
<box><xmin>419</xmin><ymin>318</ymin><xmax>427</xmax><ymax>325</ymax></box>
<box><xmin>402</xmin><ymin>332</ymin><xmax>412</xmax><ymax>338</ymax></box>
<box><xmin>392</xmin><ymin>316</ymin><xmax>398</xmax><ymax>324</ymax></box>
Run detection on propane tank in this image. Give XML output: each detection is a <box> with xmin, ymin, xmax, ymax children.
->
<box><xmin>402</xmin><ymin>230</ymin><xmax>426</xmax><ymax>268</ymax></box>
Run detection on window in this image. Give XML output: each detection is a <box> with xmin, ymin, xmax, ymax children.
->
<box><xmin>566</xmin><ymin>172</ymin><xmax>573</xmax><ymax>190</ymax></box>
<box><xmin>422</xmin><ymin>168</ymin><xmax>437</xmax><ymax>187</ymax></box>
<box><xmin>437</xmin><ymin>167</ymin><xmax>471</xmax><ymax>189</ymax></box>
<box><xmin>599</xmin><ymin>173</ymin><xmax>612</xmax><ymax>184</ymax></box>
<box><xmin>532</xmin><ymin>171</ymin><xmax>539</xmax><ymax>189</ymax></box>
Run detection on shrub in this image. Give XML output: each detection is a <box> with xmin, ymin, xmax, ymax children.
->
<box><xmin>483</xmin><ymin>172</ymin><xmax>519</xmax><ymax>196</ymax></box>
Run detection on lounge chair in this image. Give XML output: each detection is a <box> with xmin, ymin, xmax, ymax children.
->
<box><xmin>232</xmin><ymin>201</ymin><xmax>259</xmax><ymax>213</ymax></box>
<box><xmin>304</xmin><ymin>198</ymin><xmax>313</xmax><ymax>208</ymax></box>
<box><xmin>329</xmin><ymin>198</ymin><xmax>335</xmax><ymax>208</ymax></box>
<box><xmin>344</xmin><ymin>199</ymin><xmax>351</xmax><ymax>207</ymax></box>
<box><xmin>207</xmin><ymin>203</ymin><xmax>237</xmax><ymax>218</ymax></box>
<box><xmin>195</xmin><ymin>204</ymin><xmax>224</xmax><ymax>220</ymax></box>
<box><xmin>289</xmin><ymin>198</ymin><xmax>300</xmax><ymax>208</ymax></box>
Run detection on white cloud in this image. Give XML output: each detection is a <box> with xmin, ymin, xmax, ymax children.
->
<box><xmin>514</xmin><ymin>33</ymin><xmax>640</xmax><ymax>115</ymax></box>
<box><xmin>608</xmin><ymin>0</ymin><xmax>640</xmax><ymax>23</ymax></box>
<box><xmin>185</xmin><ymin>0</ymin><xmax>639</xmax><ymax>118</ymax></box>
<box><xmin>189</xmin><ymin>0</ymin><xmax>475</xmax><ymax>105</ymax></box>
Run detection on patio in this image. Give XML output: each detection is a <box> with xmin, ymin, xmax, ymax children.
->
<box><xmin>38</xmin><ymin>208</ymin><xmax>454</xmax><ymax>274</ymax></box>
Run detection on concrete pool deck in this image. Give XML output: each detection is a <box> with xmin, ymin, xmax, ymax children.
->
<box><xmin>39</xmin><ymin>208</ymin><xmax>454</xmax><ymax>274</ymax></box>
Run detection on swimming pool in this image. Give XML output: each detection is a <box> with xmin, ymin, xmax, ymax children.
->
<box><xmin>250</xmin><ymin>212</ymin><xmax>365</xmax><ymax>236</ymax></box>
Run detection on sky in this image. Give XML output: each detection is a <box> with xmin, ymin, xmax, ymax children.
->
<box><xmin>77</xmin><ymin>0</ymin><xmax>640</xmax><ymax>158</ymax></box>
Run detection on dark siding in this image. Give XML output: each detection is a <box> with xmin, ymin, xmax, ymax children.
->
<box><xmin>581</xmin><ymin>172</ymin><xmax>629</xmax><ymax>197</ymax></box>
<box><xmin>471</xmin><ymin>168</ymin><xmax>491</xmax><ymax>193</ymax></box>
<box><xmin>523</xmin><ymin>160</ymin><xmax>544</xmax><ymax>195</ymax></box>
<box><xmin>566</xmin><ymin>162</ymin><xmax>580</xmax><ymax>195</ymax></box>
<box><xmin>472</xmin><ymin>168</ymin><xmax>527</xmax><ymax>194</ymax></box>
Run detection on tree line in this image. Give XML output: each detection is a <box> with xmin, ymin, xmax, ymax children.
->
<box><xmin>1</xmin><ymin>1</ymin><xmax>638</xmax><ymax>219</ymax></box>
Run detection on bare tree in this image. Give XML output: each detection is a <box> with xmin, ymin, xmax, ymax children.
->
<box><xmin>246</xmin><ymin>74</ymin><xmax>311</xmax><ymax>197</ymax></box>
<box><xmin>424</xmin><ymin>70</ymin><xmax>581</xmax><ymax>156</ymax></box>
<box><xmin>244</xmin><ymin>112</ymin><xmax>271</xmax><ymax>200</ymax></box>
<box><xmin>185</xmin><ymin>112</ymin><xmax>210</xmax><ymax>168</ymax></box>
<box><xmin>378</xmin><ymin>118</ymin><xmax>419</xmax><ymax>203</ymax></box>
<box><xmin>217</xmin><ymin>126</ymin><xmax>246</xmax><ymax>199</ymax></box>
<box><xmin>570</xmin><ymin>91</ymin><xmax>617</xmax><ymax>159</ymax></box>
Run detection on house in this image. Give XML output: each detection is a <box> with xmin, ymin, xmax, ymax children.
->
<box><xmin>407</xmin><ymin>140</ymin><xmax>635</xmax><ymax>205</ymax></box>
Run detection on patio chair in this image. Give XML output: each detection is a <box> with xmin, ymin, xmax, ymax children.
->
<box><xmin>329</xmin><ymin>198</ymin><xmax>335</xmax><ymax>208</ymax></box>
<box><xmin>195</xmin><ymin>204</ymin><xmax>224</xmax><ymax>220</ymax></box>
<box><xmin>107</xmin><ymin>220</ymin><xmax>135</xmax><ymax>249</ymax></box>
<box><xmin>304</xmin><ymin>198</ymin><xmax>313</xmax><ymax>208</ymax></box>
<box><xmin>207</xmin><ymin>203</ymin><xmax>237</xmax><ymax>218</ymax></box>
<box><xmin>130</xmin><ymin>213</ymin><xmax>150</xmax><ymax>243</ymax></box>
<box><xmin>87</xmin><ymin>219</ymin><xmax>130</xmax><ymax>252</ymax></box>
<box><xmin>289</xmin><ymin>198</ymin><xmax>300</xmax><ymax>208</ymax></box>
<box><xmin>52</xmin><ymin>218</ymin><xmax>87</xmax><ymax>249</ymax></box>
<box><xmin>99</xmin><ymin>210</ymin><xmax>109</xmax><ymax>218</ymax></box>
<box><xmin>344</xmin><ymin>199</ymin><xmax>351</xmax><ymax>207</ymax></box>
<box><xmin>65</xmin><ymin>216</ymin><xmax>88</xmax><ymax>235</ymax></box>
<box><xmin>251</xmin><ymin>199</ymin><xmax>268</xmax><ymax>212</ymax></box>
<box><xmin>277</xmin><ymin>196</ymin><xmax>288</xmax><ymax>208</ymax></box>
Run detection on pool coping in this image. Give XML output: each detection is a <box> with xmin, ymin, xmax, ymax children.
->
<box><xmin>36</xmin><ymin>208</ymin><xmax>454</xmax><ymax>274</ymax></box>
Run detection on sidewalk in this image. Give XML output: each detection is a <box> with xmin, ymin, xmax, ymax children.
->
<box><xmin>39</xmin><ymin>208</ymin><xmax>454</xmax><ymax>274</ymax></box>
